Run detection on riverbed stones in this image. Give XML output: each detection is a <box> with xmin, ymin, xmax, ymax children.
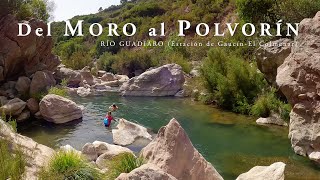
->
<box><xmin>29</xmin><ymin>71</ymin><xmax>56</xmax><ymax>96</ymax></box>
<box><xmin>141</xmin><ymin>118</ymin><xmax>223</xmax><ymax>180</ymax></box>
<box><xmin>0</xmin><ymin>119</ymin><xmax>54</xmax><ymax>180</ymax></box>
<box><xmin>39</xmin><ymin>94</ymin><xmax>83</xmax><ymax>124</ymax></box>
<box><xmin>256</xmin><ymin>113</ymin><xmax>288</xmax><ymax>126</ymax></box>
<box><xmin>236</xmin><ymin>162</ymin><xmax>286</xmax><ymax>180</ymax></box>
<box><xmin>112</xmin><ymin>119</ymin><xmax>152</xmax><ymax>146</ymax></box>
<box><xmin>120</xmin><ymin>64</ymin><xmax>185</xmax><ymax>96</ymax></box>
<box><xmin>276</xmin><ymin>12</ymin><xmax>320</xmax><ymax>162</ymax></box>
<box><xmin>256</xmin><ymin>39</ymin><xmax>292</xmax><ymax>86</ymax></box>
<box><xmin>116</xmin><ymin>164</ymin><xmax>177</xmax><ymax>180</ymax></box>
<box><xmin>0</xmin><ymin>98</ymin><xmax>26</xmax><ymax>115</ymax></box>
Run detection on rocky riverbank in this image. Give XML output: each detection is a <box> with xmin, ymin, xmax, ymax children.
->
<box><xmin>0</xmin><ymin>117</ymin><xmax>287</xmax><ymax>180</ymax></box>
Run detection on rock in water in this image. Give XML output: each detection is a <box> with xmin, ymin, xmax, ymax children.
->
<box><xmin>0</xmin><ymin>119</ymin><xmax>54</xmax><ymax>180</ymax></box>
<box><xmin>112</xmin><ymin>119</ymin><xmax>152</xmax><ymax>146</ymax></box>
<box><xmin>116</xmin><ymin>164</ymin><xmax>177</xmax><ymax>180</ymax></box>
<box><xmin>256</xmin><ymin>113</ymin><xmax>288</xmax><ymax>126</ymax></box>
<box><xmin>141</xmin><ymin>118</ymin><xmax>223</xmax><ymax>180</ymax></box>
<box><xmin>256</xmin><ymin>39</ymin><xmax>292</xmax><ymax>86</ymax></box>
<box><xmin>276</xmin><ymin>12</ymin><xmax>320</xmax><ymax>162</ymax></box>
<box><xmin>120</xmin><ymin>64</ymin><xmax>185</xmax><ymax>96</ymax></box>
<box><xmin>236</xmin><ymin>162</ymin><xmax>286</xmax><ymax>180</ymax></box>
<box><xmin>39</xmin><ymin>94</ymin><xmax>83</xmax><ymax>124</ymax></box>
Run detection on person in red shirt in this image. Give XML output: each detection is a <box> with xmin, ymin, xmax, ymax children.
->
<box><xmin>104</xmin><ymin>111</ymin><xmax>113</xmax><ymax>127</ymax></box>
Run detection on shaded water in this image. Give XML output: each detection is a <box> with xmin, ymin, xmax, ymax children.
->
<box><xmin>19</xmin><ymin>94</ymin><xmax>320</xmax><ymax>179</ymax></box>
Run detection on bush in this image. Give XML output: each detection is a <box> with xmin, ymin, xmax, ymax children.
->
<box><xmin>63</xmin><ymin>51</ymin><xmax>92</xmax><ymax>70</ymax></box>
<box><xmin>39</xmin><ymin>150</ymin><xmax>101</xmax><ymax>180</ymax></box>
<box><xmin>98</xmin><ymin>52</ymin><xmax>117</xmax><ymax>73</ymax></box>
<box><xmin>0</xmin><ymin>139</ymin><xmax>26</xmax><ymax>180</ymax></box>
<box><xmin>251</xmin><ymin>88</ymin><xmax>291</xmax><ymax>121</ymax></box>
<box><xmin>237</xmin><ymin>0</ymin><xmax>320</xmax><ymax>24</ymax></box>
<box><xmin>47</xmin><ymin>87</ymin><xmax>68</xmax><ymax>98</ymax></box>
<box><xmin>201</xmin><ymin>48</ymin><xmax>266</xmax><ymax>114</ymax></box>
<box><xmin>164</xmin><ymin>52</ymin><xmax>191</xmax><ymax>73</ymax></box>
<box><xmin>125</xmin><ymin>3</ymin><xmax>165</xmax><ymax>18</ymax></box>
<box><xmin>106</xmin><ymin>153</ymin><xmax>144</xmax><ymax>180</ymax></box>
<box><xmin>111</xmin><ymin>49</ymin><xmax>157</xmax><ymax>77</ymax></box>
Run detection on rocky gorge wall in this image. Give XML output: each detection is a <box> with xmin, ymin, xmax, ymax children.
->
<box><xmin>276</xmin><ymin>12</ymin><xmax>320</xmax><ymax>163</ymax></box>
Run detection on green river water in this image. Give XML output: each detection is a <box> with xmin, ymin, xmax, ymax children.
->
<box><xmin>19</xmin><ymin>94</ymin><xmax>320</xmax><ymax>179</ymax></box>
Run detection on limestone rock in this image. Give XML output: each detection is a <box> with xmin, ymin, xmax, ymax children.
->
<box><xmin>256</xmin><ymin>113</ymin><xmax>288</xmax><ymax>126</ymax></box>
<box><xmin>92</xmin><ymin>141</ymin><xmax>133</xmax><ymax>156</ymax></box>
<box><xmin>116</xmin><ymin>164</ymin><xmax>177</xmax><ymax>180</ymax></box>
<box><xmin>80</xmin><ymin>66</ymin><xmax>95</xmax><ymax>86</ymax></box>
<box><xmin>0</xmin><ymin>15</ymin><xmax>60</xmax><ymax>81</ymax></box>
<box><xmin>236</xmin><ymin>162</ymin><xmax>286</xmax><ymax>180</ymax></box>
<box><xmin>276</xmin><ymin>12</ymin><xmax>320</xmax><ymax>160</ymax></box>
<box><xmin>120</xmin><ymin>64</ymin><xmax>185</xmax><ymax>96</ymax></box>
<box><xmin>29</xmin><ymin>71</ymin><xmax>56</xmax><ymax>96</ymax></box>
<box><xmin>141</xmin><ymin>119</ymin><xmax>223</xmax><ymax>180</ymax></box>
<box><xmin>0</xmin><ymin>98</ymin><xmax>26</xmax><ymax>116</ymax></box>
<box><xmin>82</xmin><ymin>143</ymin><xmax>98</xmax><ymax>162</ymax></box>
<box><xmin>256</xmin><ymin>39</ymin><xmax>292</xmax><ymax>86</ymax></box>
<box><xmin>17</xmin><ymin>110</ymin><xmax>30</xmax><ymax>122</ymax></box>
<box><xmin>92</xmin><ymin>141</ymin><xmax>133</xmax><ymax>169</ymax></box>
<box><xmin>26</xmin><ymin>98</ymin><xmax>39</xmax><ymax>114</ymax></box>
<box><xmin>112</xmin><ymin>119</ymin><xmax>152</xmax><ymax>146</ymax></box>
<box><xmin>101</xmin><ymin>73</ymin><xmax>116</xmax><ymax>82</ymax></box>
<box><xmin>15</xmin><ymin>76</ymin><xmax>31</xmax><ymax>95</ymax></box>
<box><xmin>0</xmin><ymin>119</ymin><xmax>54</xmax><ymax>180</ymax></box>
<box><xmin>39</xmin><ymin>94</ymin><xmax>83</xmax><ymax>124</ymax></box>
<box><xmin>54</xmin><ymin>66</ymin><xmax>81</xmax><ymax>87</ymax></box>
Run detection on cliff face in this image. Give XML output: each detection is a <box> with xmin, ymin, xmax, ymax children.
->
<box><xmin>0</xmin><ymin>14</ymin><xmax>60</xmax><ymax>82</ymax></box>
<box><xmin>276</xmin><ymin>12</ymin><xmax>320</xmax><ymax>163</ymax></box>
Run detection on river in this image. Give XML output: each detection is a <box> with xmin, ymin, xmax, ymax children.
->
<box><xmin>18</xmin><ymin>93</ymin><xmax>320</xmax><ymax>179</ymax></box>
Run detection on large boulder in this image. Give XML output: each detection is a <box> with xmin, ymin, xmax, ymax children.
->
<box><xmin>120</xmin><ymin>64</ymin><xmax>185</xmax><ymax>96</ymax></box>
<box><xmin>101</xmin><ymin>72</ymin><xmax>116</xmax><ymax>82</ymax></box>
<box><xmin>15</xmin><ymin>76</ymin><xmax>31</xmax><ymax>95</ymax></box>
<box><xmin>112</xmin><ymin>119</ymin><xmax>152</xmax><ymax>146</ymax></box>
<box><xmin>80</xmin><ymin>66</ymin><xmax>95</xmax><ymax>86</ymax></box>
<box><xmin>116</xmin><ymin>164</ymin><xmax>177</xmax><ymax>180</ymax></box>
<box><xmin>256</xmin><ymin>113</ymin><xmax>288</xmax><ymax>126</ymax></box>
<box><xmin>141</xmin><ymin>119</ymin><xmax>223</xmax><ymax>180</ymax></box>
<box><xmin>276</xmin><ymin>12</ymin><xmax>320</xmax><ymax>162</ymax></box>
<box><xmin>256</xmin><ymin>39</ymin><xmax>293</xmax><ymax>86</ymax></box>
<box><xmin>0</xmin><ymin>98</ymin><xmax>26</xmax><ymax>115</ymax></box>
<box><xmin>236</xmin><ymin>162</ymin><xmax>286</xmax><ymax>180</ymax></box>
<box><xmin>29</xmin><ymin>71</ymin><xmax>56</xmax><ymax>96</ymax></box>
<box><xmin>0</xmin><ymin>15</ymin><xmax>60</xmax><ymax>81</ymax></box>
<box><xmin>39</xmin><ymin>94</ymin><xmax>83</xmax><ymax>124</ymax></box>
<box><xmin>0</xmin><ymin>119</ymin><xmax>54</xmax><ymax>180</ymax></box>
<box><xmin>54</xmin><ymin>66</ymin><xmax>81</xmax><ymax>87</ymax></box>
<box><xmin>91</xmin><ymin>141</ymin><xmax>133</xmax><ymax>169</ymax></box>
<box><xmin>26</xmin><ymin>98</ymin><xmax>39</xmax><ymax>114</ymax></box>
